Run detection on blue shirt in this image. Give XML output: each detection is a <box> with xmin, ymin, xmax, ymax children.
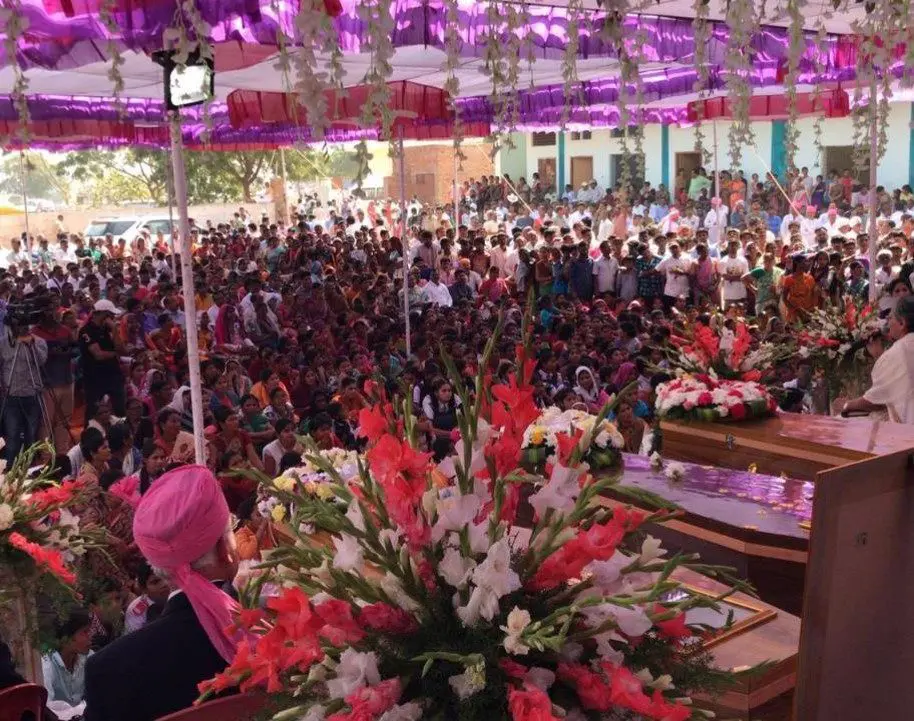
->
<box><xmin>42</xmin><ymin>651</ymin><xmax>92</xmax><ymax>706</ymax></box>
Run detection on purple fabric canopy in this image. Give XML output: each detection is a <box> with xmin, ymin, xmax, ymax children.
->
<box><xmin>4</xmin><ymin>0</ymin><xmax>856</xmax><ymax>71</ymax></box>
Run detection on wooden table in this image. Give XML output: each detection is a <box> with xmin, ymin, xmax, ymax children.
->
<box><xmin>660</xmin><ymin>412</ymin><xmax>914</xmax><ymax>481</ymax></box>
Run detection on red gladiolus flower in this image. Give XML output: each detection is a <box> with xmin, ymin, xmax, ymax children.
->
<box><xmin>499</xmin><ymin>658</ymin><xmax>529</xmax><ymax>679</ymax></box>
<box><xmin>8</xmin><ymin>532</ymin><xmax>76</xmax><ymax>585</ymax></box>
<box><xmin>740</xmin><ymin>369</ymin><xmax>762</xmax><ymax>382</ymax></box>
<box><xmin>576</xmin><ymin>518</ymin><xmax>626</xmax><ymax>561</ymax></box>
<box><xmin>508</xmin><ymin>682</ymin><xmax>561</xmax><ymax>721</ymax></box>
<box><xmin>492</xmin><ymin>375</ymin><xmax>539</xmax><ymax>434</ymax></box>
<box><xmin>604</xmin><ymin>663</ymin><xmax>653</xmax><ymax>716</ymax></box>
<box><xmin>314</xmin><ymin>599</ymin><xmax>365</xmax><ymax>645</ymax></box>
<box><xmin>235</xmin><ymin>608</ymin><xmax>266</xmax><ymax>632</ymax></box>
<box><xmin>366</xmin><ymin>434</ymin><xmax>431</xmax><ymax>526</ymax></box>
<box><xmin>651</xmin><ymin>604</ymin><xmax>692</xmax><ymax>641</ymax></box>
<box><xmin>357</xmin><ymin>404</ymin><xmax>390</xmax><ymax>443</ymax></box>
<box><xmin>358</xmin><ymin>602</ymin><xmax>418</xmax><ymax>634</ymax></box>
<box><xmin>554</xmin><ymin>427</ymin><xmax>584</xmax><ymax>467</ymax></box>
<box><xmin>345</xmin><ymin>678</ymin><xmax>402</xmax><ymax>717</ymax></box>
<box><xmin>25</xmin><ymin>479</ymin><xmax>85</xmax><ymax>514</ymax></box>
<box><xmin>557</xmin><ymin>662</ymin><xmax>613</xmax><ymax>711</ymax></box>
<box><xmin>646</xmin><ymin>689</ymin><xmax>692</xmax><ymax>721</ymax></box>
<box><xmin>266</xmin><ymin>587</ymin><xmax>323</xmax><ymax>642</ymax></box>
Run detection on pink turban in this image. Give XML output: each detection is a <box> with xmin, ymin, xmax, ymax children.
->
<box><xmin>133</xmin><ymin>465</ymin><xmax>240</xmax><ymax>662</ymax></box>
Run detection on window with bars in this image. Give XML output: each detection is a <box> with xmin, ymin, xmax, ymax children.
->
<box><xmin>531</xmin><ymin>132</ymin><xmax>557</xmax><ymax>147</ymax></box>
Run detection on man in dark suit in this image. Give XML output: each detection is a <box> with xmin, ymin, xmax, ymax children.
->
<box><xmin>83</xmin><ymin>465</ymin><xmax>241</xmax><ymax>721</ymax></box>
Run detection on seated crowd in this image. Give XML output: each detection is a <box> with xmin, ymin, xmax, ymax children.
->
<box><xmin>1</xmin><ymin>164</ymin><xmax>913</xmax><ymax>719</ymax></box>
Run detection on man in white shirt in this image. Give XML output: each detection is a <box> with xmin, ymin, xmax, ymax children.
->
<box><xmin>817</xmin><ymin>204</ymin><xmax>847</xmax><ymax>236</ymax></box>
<box><xmin>779</xmin><ymin>204</ymin><xmax>802</xmax><ymax>242</ymax></box>
<box><xmin>4</xmin><ymin>237</ymin><xmax>30</xmax><ymax>269</ymax></box>
<box><xmin>703</xmin><ymin>197</ymin><xmax>729</xmax><ymax>249</ymax></box>
<box><xmin>657</xmin><ymin>242</ymin><xmax>692</xmax><ymax>305</ymax></box>
<box><xmin>592</xmin><ymin>240</ymin><xmax>619</xmax><ymax>296</ymax></box>
<box><xmin>799</xmin><ymin>205</ymin><xmax>819</xmax><ymax>248</ymax></box>
<box><xmin>717</xmin><ymin>239</ymin><xmax>749</xmax><ymax>309</ymax></box>
<box><xmin>420</xmin><ymin>270</ymin><xmax>453</xmax><ymax>307</ymax></box>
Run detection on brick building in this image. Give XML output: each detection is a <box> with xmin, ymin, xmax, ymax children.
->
<box><xmin>384</xmin><ymin>141</ymin><xmax>494</xmax><ymax>205</ymax></box>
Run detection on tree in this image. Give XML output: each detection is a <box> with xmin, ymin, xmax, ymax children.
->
<box><xmin>57</xmin><ymin>149</ymin><xmax>165</xmax><ymax>204</ymax></box>
<box><xmin>0</xmin><ymin>151</ymin><xmax>71</xmax><ymax>203</ymax></box>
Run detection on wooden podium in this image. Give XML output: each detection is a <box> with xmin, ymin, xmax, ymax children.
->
<box><xmin>657</xmin><ymin>413</ymin><xmax>914</xmax><ymax>721</ymax></box>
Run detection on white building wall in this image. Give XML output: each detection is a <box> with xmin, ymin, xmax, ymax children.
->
<box><xmin>514</xmin><ymin>102</ymin><xmax>913</xmax><ymax>194</ymax></box>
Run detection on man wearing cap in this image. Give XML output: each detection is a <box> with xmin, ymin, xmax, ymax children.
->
<box><xmin>83</xmin><ymin>466</ymin><xmax>241</xmax><ymax>721</ymax></box>
<box><xmin>79</xmin><ymin>299</ymin><xmax>126</xmax><ymax>418</ymax></box>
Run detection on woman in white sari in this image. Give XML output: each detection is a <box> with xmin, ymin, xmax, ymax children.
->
<box><xmin>841</xmin><ymin>296</ymin><xmax>914</xmax><ymax>424</ymax></box>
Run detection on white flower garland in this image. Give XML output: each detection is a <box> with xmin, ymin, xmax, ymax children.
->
<box><xmin>723</xmin><ymin>0</ymin><xmax>757</xmax><ymax>170</ymax></box>
<box><xmin>442</xmin><ymin>0</ymin><xmax>466</xmax><ymax>166</ymax></box>
<box><xmin>783</xmin><ymin>0</ymin><xmax>804</xmax><ymax>174</ymax></box>
<box><xmin>1</xmin><ymin>0</ymin><xmax>30</xmax><ymax>142</ymax></box>
<box><xmin>691</xmin><ymin>0</ymin><xmax>712</xmax><ymax>166</ymax></box>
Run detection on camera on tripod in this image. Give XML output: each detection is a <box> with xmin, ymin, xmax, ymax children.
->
<box><xmin>4</xmin><ymin>293</ymin><xmax>50</xmax><ymax>335</ymax></box>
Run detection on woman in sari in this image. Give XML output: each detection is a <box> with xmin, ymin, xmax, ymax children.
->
<box><xmin>154</xmin><ymin>407</ymin><xmax>196</xmax><ymax>464</ymax></box>
<box><xmin>840</xmin><ymin>297</ymin><xmax>914</xmax><ymax>423</ymax></box>
<box><xmin>214</xmin><ymin>303</ymin><xmax>247</xmax><ymax>354</ymax></box>
<box><xmin>76</xmin><ymin>428</ymin><xmax>111</xmax><ymax>487</ymax></box>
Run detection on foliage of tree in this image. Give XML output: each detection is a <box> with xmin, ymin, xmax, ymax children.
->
<box><xmin>54</xmin><ymin>146</ymin><xmax>360</xmax><ymax>206</ymax></box>
<box><xmin>0</xmin><ymin>151</ymin><xmax>71</xmax><ymax>203</ymax></box>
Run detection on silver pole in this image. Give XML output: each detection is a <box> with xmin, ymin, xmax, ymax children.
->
<box><xmin>712</xmin><ymin>120</ymin><xmax>720</xmax><ymax>202</ymax></box>
<box><xmin>867</xmin><ymin>78</ymin><xmax>879</xmax><ymax>303</ymax></box>
<box><xmin>163</xmin><ymin>149</ymin><xmax>178</xmax><ymax>279</ymax></box>
<box><xmin>453</xmin><ymin>148</ymin><xmax>459</xmax><ymax>233</ymax></box>
<box><xmin>399</xmin><ymin>130</ymin><xmax>410</xmax><ymax>358</ymax></box>
<box><xmin>169</xmin><ymin>113</ymin><xmax>206</xmax><ymax>465</ymax></box>
<box><xmin>19</xmin><ymin>151</ymin><xmax>30</xmax><ymax>252</ymax></box>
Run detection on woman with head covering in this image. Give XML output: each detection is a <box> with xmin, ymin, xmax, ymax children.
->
<box><xmin>572</xmin><ymin>366</ymin><xmax>609</xmax><ymax>413</ymax></box>
<box><xmin>840</xmin><ymin>296</ymin><xmax>914</xmax><ymax>423</ymax></box>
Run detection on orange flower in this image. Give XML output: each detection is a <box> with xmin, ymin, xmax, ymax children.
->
<box><xmin>8</xmin><ymin>532</ymin><xmax>76</xmax><ymax>585</ymax></box>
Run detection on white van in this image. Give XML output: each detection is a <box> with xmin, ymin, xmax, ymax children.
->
<box><xmin>83</xmin><ymin>215</ymin><xmax>173</xmax><ymax>245</ymax></box>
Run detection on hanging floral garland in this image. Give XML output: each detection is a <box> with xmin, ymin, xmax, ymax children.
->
<box><xmin>442</xmin><ymin>0</ymin><xmax>466</xmax><ymax>167</ymax></box>
<box><xmin>691</xmin><ymin>0</ymin><xmax>713</xmax><ymax>167</ymax></box>
<box><xmin>520</xmin><ymin>0</ymin><xmax>536</xmax><ymax>89</ymax></box>
<box><xmin>560</xmin><ymin>0</ymin><xmax>584</xmax><ymax>128</ymax></box>
<box><xmin>600</xmin><ymin>1</ymin><xmax>632</xmax><ymax>193</ymax></box>
<box><xmin>723</xmin><ymin>0</ymin><xmax>757</xmax><ymax>170</ymax></box>
<box><xmin>1</xmin><ymin>0</ymin><xmax>30</xmax><ymax>143</ymax></box>
<box><xmin>782</xmin><ymin>0</ymin><xmax>805</xmax><ymax>176</ymax></box>
<box><xmin>99</xmin><ymin>0</ymin><xmax>126</xmax><ymax>116</ymax></box>
<box><xmin>291</xmin><ymin>0</ymin><xmax>333</xmax><ymax>142</ymax></box>
<box><xmin>811</xmin><ymin>23</ymin><xmax>829</xmax><ymax>171</ymax></box>
<box><xmin>357</xmin><ymin>0</ymin><xmax>395</xmax><ymax>190</ymax></box>
<box><xmin>504</xmin><ymin>2</ymin><xmax>523</xmax><ymax>136</ymax></box>
<box><xmin>482</xmin><ymin>0</ymin><xmax>510</xmax><ymax>154</ymax></box>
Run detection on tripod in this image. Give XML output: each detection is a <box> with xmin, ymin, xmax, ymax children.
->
<box><xmin>0</xmin><ymin>333</ymin><xmax>54</xmax><ymax>459</ymax></box>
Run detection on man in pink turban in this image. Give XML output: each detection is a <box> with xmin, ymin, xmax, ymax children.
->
<box><xmin>83</xmin><ymin>465</ymin><xmax>241</xmax><ymax>721</ymax></box>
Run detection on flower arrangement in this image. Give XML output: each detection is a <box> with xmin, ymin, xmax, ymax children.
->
<box><xmin>798</xmin><ymin>303</ymin><xmax>881</xmax><ymax>363</ymax></box>
<box><xmin>796</xmin><ymin>302</ymin><xmax>882</xmax><ymax>400</ymax></box>
<box><xmin>0</xmin><ymin>443</ymin><xmax>96</xmax><ymax>590</ymax></box>
<box><xmin>655</xmin><ymin>375</ymin><xmax>778</xmax><ymax>423</ymax></box>
<box><xmin>200</xmin><ymin>329</ymin><xmax>751</xmax><ymax>720</ymax></box>
<box><xmin>521</xmin><ymin>407</ymin><xmax>624</xmax><ymax>472</ymax></box>
<box><xmin>669</xmin><ymin>321</ymin><xmax>781</xmax><ymax>382</ymax></box>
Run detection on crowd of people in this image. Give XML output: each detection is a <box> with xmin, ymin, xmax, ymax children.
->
<box><xmin>1</xmin><ymin>161</ymin><xmax>914</xmax><ymax>719</ymax></box>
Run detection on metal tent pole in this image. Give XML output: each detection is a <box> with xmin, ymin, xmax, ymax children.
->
<box><xmin>163</xmin><ymin>149</ymin><xmax>178</xmax><ymax>279</ymax></box>
<box><xmin>867</xmin><ymin>79</ymin><xmax>879</xmax><ymax>303</ymax></box>
<box><xmin>453</xmin><ymin>149</ymin><xmax>459</xmax><ymax>232</ymax></box>
<box><xmin>399</xmin><ymin>130</ymin><xmax>411</xmax><ymax>358</ymax></box>
<box><xmin>169</xmin><ymin>113</ymin><xmax>206</xmax><ymax>465</ymax></box>
<box><xmin>19</xmin><ymin>151</ymin><xmax>30</xmax><ymax>252</ymax></box>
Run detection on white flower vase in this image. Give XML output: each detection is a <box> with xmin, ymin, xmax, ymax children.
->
<box><xmin>0</xmin><ymin>573</ymin><xmax>43</xmax><ymax>683</ymax></box>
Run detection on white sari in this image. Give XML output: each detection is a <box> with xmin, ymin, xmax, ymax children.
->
<box><xmin>864</xmin><ymin>332</ymin><xmax>914</xmax><ymax>424</ymax></box>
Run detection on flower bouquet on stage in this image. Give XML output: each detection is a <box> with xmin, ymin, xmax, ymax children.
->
<box><xmin>655</xmin><ymin>374</ymin><xmax>778</xmax><ymax>423</ymax></box>
<box><xmin>667</xmin><ymin>320</ymin><xmax>783</xmax><ymax>382</ymax></box>
<box><xmin>0</xmin><ymin>442</ymin><xmax>100</xmax><ymax>681</ymax></box>
<box><xmin>201</xmin><ymin>328</ymin><xmax>752</xmax><ymax>720</ymax></box>
<box><xmin>797</xmin><ymin>302</ymin><xmax>881</xmax><ymax>398</ymax></box>
<box><xmin>521</xmin><ymin>408</ymin><xmax>625</xmax><ymax>473</ymax></box>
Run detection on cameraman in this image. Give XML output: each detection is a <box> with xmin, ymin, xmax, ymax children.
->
<box><xmin>33</xmin><ymin>303</ymin><xmax>78</xmax><ymax>451</ymax></box>
<box><xmin>0</xmin><ymin>311</ymin><xmax>48</xmax><ymax>464</ymax></box>
<box><xmin>79</xmin><ymin>299</ymin><xmax>126</xmax><ymax>419</ymax></box>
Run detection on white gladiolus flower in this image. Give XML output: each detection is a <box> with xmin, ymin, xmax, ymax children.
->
<box><xmin>0</xmin><ymin>503</ymin><xmax>14</xmax><ymax>531</ymax></box>
<box><xmin>525</xmin><ymin>667</ymin><xmax>556</xmax><ymax>691</ymax></box>
<box><xmin>448</xmin><ymin>664</ymin><xmax>486</xmax><ymax>699</ymax></box>
<box><xmin>378</xmin><ymin>703</ymin><xmax>424</xmax><ymax>721</ymax></box>
<box><xmin>332</xmin><ymin>534</ymin><xmax>364</xmax><ymax>572</ymax></box>
<box><xmin>649</xmin><ymin>452</ymin><xmax>663</xmax><ymax>471</ymax></box>
<box><xmin>639</xmin><ymin>536</ymin><xmax>667</xmax><ymax>565</ymax></box>
<box><xmin>431</xmin><ymin>493</ymin><xmax>482</xmax><ymax>542</ymax></box>
<box><xmin>501</xmin><ymin>606</ymin><xmax>532</xmax><ymax>655</ymax></box>
<box><xmin>439</xmin><ymin>548</ymin><xmax>476</xmax><ymax>589</ymax></box>
<box><xmin>326</xmin><ymin>649</ymin><xmax>380</xmax><ymax>699</ymax></box>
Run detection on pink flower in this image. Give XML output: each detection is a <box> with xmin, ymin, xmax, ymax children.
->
<box><xmin>508</xmin><ymin>683</ymin><xmax>560</xmax><ymax>721</ymax></box>
<box><xmin>314</xmin><ymin>599</ymin><xmax>365</xmax><ymax>645</ymax></box>
<box><xmin>358</xmin><ymin>603</ymin><xmax>418</xmax><ymax>635</ymax></box>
